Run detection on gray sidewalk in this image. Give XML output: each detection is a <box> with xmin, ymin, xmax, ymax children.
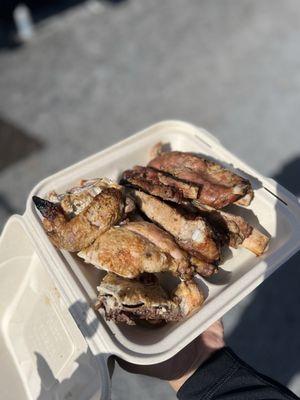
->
<box><xmin>1</xmin><ymin>1</ymin><xmax>300</xmax><ymax>398</ymax></box>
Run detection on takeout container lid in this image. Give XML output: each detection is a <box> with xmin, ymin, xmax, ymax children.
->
<box><xmin>1</xmin><ymin>120</ymin><xmax>300</xmax><ymax>398</ymax></box>
<box><xmin>0</xmin><ymin>215</ymin><xmax>111</xmax><ymax>400</ymax></box>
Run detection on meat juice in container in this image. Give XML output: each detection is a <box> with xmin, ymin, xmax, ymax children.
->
<box><xmin>1</xmin><ymin>120</ymin><xmax>300</xmax><ymax>400</ymax></box>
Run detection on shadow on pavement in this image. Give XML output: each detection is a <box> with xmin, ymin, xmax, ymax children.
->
<box><xmin>0</xmin><ymin>115</ymin><xmax>43</xmax><ymax>223</ymax></box>
<box><xmin>228</xmin><ymin>155</ymin><xmax>300</xmax><ymax>386</ymax></box>
<box><xmin>0</xmin><ymin>115</ymin><xmax>43</xmax><ymax>171</ymax></box>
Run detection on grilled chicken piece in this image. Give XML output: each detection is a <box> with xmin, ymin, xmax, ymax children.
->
<box><xmin>48</xmin><ymin>178</ymin><xmax>135</xmax><ymax>217</ymax></box>
<box><xmin>148</xmin><ymin>151</ymin><xmax>253</xmax><ymax>208</ymax></box>
<box><xmin>78</xmin><ymin>226</ymin><xmax>190</xmax><ymax>279</ymax></box>
<box><xmin>96</xmin><ymin>273</ymin><xmax>204</xmax><ymax>325</ymax></box>
<box><xmin>125</xmin><ymin>221</ymin><xmax>217</xmax><ymax>277</ymax></box>
<box><xmin>121</xmin><ymin>166</ymin><xmax>199</xmax><ymax>203</ymax></box>
<box><xmin>32</xmin><ymin>188</ymin><xmax>124</xmax><ymax>252</ymax></box>
<box><xmin>192</xmin><ymin>202</ymin><xmax>269</xmax><ymax>256</ymax></box>
<box><xmin>129</xmin><ymin>190</ymin><xmax>221</xmax><ymax>265</ymax></box>
<box><xmin>96</xmin><ymin>273</ymin><xmax>179</xmax><ymax>325</ymax></box>
<box><xmin>124</xmin><ymin>221</ymin><xmax>193</xmax><ymax>278</ymax></box>
<box><xmin>172</xmin><ymin>279</ymin><xmax>205</xmax><ymax>317</ymax></box>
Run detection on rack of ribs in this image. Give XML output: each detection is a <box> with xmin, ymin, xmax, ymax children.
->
<box><xmin>148</xmin><ymin>151</ymin><xmax>254</xmax><ymax>208</ymax></box>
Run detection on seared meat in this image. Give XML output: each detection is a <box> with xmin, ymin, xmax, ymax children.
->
<box><xmin>129</xmin><ymin>190</ymin><xmax>221</xmax><ymax>264</ymax></box>
<box><xmin>96</xmin><ymin>273</ymin><xmax>204</xmax><ymax>325</ymax></box>
<box><xmin>32</xmin><ymin>188</ymin><xmax>124</xmax><ymax>252</ymax></box>
<box><xmin>78</xmin><ymin>226</ymin><xmax>189</xmax><ymax>279</ymax></box>
<box><xmin>121</xmin><ymin>166</ymin><xmax>199</xmax><ymax>203</ymax></box>
<box><xmin>148</xmin><ymin>151</ymin><xmax>253</xmax><ymax>208</ymax></box>
<box><xmin>124</xmin><ymin>221</ymin><xmax>193</xmax><ymax>278</ymax></box>
<box><xmin>193</xmin><ymin>202</ymin><xmax>269</xmax><ymax>255</ymax></box>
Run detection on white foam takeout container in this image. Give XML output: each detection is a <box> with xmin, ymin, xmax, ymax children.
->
<box><xmin>1</xmin><ymin>121</ymin><xmax>300</xmax><ymax>399</ymax></box>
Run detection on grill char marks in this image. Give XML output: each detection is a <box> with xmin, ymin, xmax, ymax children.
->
<box><xmin>148</xmin><ymin>151</ymin><xmax>253</xmax><ymax>208</ymax></box>
<box><xmin>122</xmin><ymin>166</ymin><xmax>200</xmax><ymax>203</ymax></box>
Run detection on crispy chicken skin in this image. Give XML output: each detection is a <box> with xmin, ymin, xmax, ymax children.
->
<box><xmin>96</xmin><ymin>273</ymin><xmax>204</xmax><ymax>325</ymax></box>
<box><xmin>124</xmin><ymin>221</ymin><xmax>192</xmax><ymax>278</ymax></box>
<box><xmin>173</xmin><ymin>279</ymin><xmax>205</xmax><ymax>317</ymax></box>
<box><xmin>148</xmin><ymin>151</ymin><xmax>253</xmax><ymax>208</ymax></box>
<box><xmin>125</xmin><ymin>221</ymin><xmax>218</xmax><ymax>277</ymax></box>
<box><xmin>129</xmin><ymin>190</ymin><xmax>221</xmax><ymax>264</ymax></box>
<box><xmin>32</xmin><ymin>188</ymin><xmax>124</xmax><ymax>252</ymax></box>
<box><xmin>78</xmin><ymin>226</ymin><xmax>188</xmax><ymax>279</ymax></box>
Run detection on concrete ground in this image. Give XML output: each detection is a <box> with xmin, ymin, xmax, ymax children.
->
<box><xmin>1</xmin><ymin>0</ymin><xmax>300</xmax><ymax>399</ymax></box>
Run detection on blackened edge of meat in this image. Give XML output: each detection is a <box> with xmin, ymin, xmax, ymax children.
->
<box><xmin>32</xmin><ymin>196</ymin><xmax>64</xmax><ymax>220</ymax></box>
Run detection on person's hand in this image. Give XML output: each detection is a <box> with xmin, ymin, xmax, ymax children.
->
<box><xmin>117</xmin><ymin>320</ymin><xmax>225</xmax><ymax>392</ymax></box>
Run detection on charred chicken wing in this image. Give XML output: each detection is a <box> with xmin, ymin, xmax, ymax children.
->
<box><xmin>33</xmin><ymin>187</ymin><xmax>124</xmax><ymax>252</ymax></box>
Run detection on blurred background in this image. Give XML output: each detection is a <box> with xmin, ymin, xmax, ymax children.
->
<box><xmin>1</xmin><ymin>0</ymin><xmax>300</xmax><ymax>399</ymax></box>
